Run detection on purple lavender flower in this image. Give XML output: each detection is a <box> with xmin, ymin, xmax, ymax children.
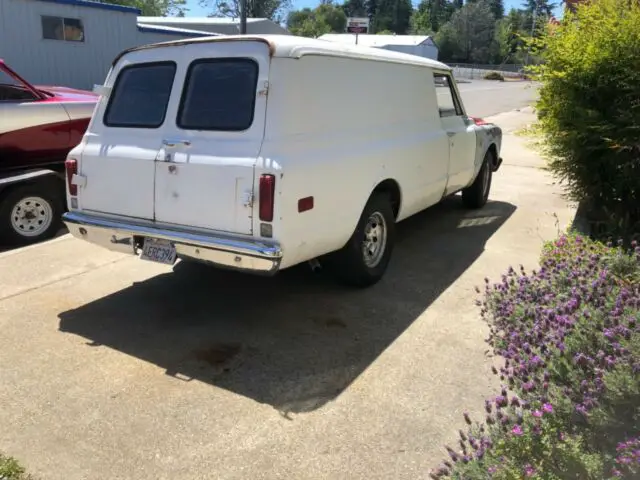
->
<box><xmin>542</xmin><ymin>403</ymin><xmax>553</xmax><ymax>414</ymax></box>
<box><xmin>511</xmin><ymin>425</ymin><xmax>523</xmax><ymax>436</ymax></box>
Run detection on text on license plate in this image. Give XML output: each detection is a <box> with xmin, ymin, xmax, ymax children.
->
<box><xmin>140</xmin><ymin>238</ymin><xmax>177</xmax><ymax>265</ymax></box>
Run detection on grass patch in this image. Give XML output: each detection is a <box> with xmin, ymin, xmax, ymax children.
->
<box><xmin>0</xmin><ymin>453</ymin><xmax>34</xmax><ymax>480</ymax></box>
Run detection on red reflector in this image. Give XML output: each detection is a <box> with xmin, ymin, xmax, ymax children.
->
<box><xmin>65</xmin><ymin>158</ymin><xmax>78</xmax><ymax>196</ymax></box>
<box><xmin>259</xmin><ymin>174</ymin><xmax>275</xmax><ymax>222</ymax></box>
<box><xmin>298</xmin><ymin>196</ymin><xmax>314</xmax><ymax>213</ymax></box>
<box><xmin>470</xmin><ymin>116</ymin><xmax>488</xmax><ymax>126</ymax></box>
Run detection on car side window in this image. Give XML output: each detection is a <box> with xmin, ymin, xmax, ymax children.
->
<box><xmin>434</xmin><ymin>73</ymin><xmax>463</xmax><ymax>118</ymax></box>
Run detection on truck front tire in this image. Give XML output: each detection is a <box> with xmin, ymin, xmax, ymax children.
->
<box><xmin>462</xmin><ymin>150</ymin><xmax>493</xmax><ymax>209</ymax></box>
<box><xmin>325</xmin><ymin>193</ymin><xmax>396</xmax><ymax>288</ymax></box>
<box><xmin>0</xmin><ymin>183</ymin><xmax>64</xmax><ymax>247</ymax></box>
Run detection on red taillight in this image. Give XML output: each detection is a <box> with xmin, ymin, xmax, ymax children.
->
<box><xmin>470</xmin><ymin>116</ymin><xmax>488</xmax><ymax>126</ymax></box>
<box><xmin>259</xmin><ymin>174</ymin><xmax>275</xmax><ymax>222</ymax></box>
<box><xmin>65</xmin><ymin>158</ymin><xmax>78</xmax><ymax>196</ymax></box>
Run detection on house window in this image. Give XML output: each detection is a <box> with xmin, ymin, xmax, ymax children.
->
<box><xmin>41</xmin><ymin>16</ymin><xmax>85</xmax><ymax>42</ymax></box>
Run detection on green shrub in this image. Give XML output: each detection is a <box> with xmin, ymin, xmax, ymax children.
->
<box><xmin>484</xmin><ymin>71</ymin><xmax>505</xmax><ymax>81</ymax></box>
<box><xmin>530</xmin><ymin>0</ymin><xmax>640</xmax><ymax>240</ymax></box>
<box><xmin>0</xmin><ymin>453</ymin><xmax>32</xmax><ymax>480</ymax></box>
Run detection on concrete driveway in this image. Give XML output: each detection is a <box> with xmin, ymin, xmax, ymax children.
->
<box><xmin>0</xmin><ymin>107</ymin><xmax>575</xmax><ymax>480</ymax></box>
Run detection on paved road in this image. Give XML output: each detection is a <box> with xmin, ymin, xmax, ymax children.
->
<box><xmin>443</xmin><ymin>80</ymin><xmax>539</xmax><ymax>118</ymax></box>
<box><xmin>0</xmin><ymin>108</ymin><xmax>576</xmax><ymax>480</ymax></box>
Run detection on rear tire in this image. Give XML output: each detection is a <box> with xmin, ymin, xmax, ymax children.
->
<box><xmin>324</xmin><ymin>193</ymin><xmax>396</xmax><ymax>288</ymax></box>
<box><xmin>0</xmin><ymin>183</ymin><xmax>64</xmax><ymax>247</ymax></box>
<box><xmin>462</xmin><ymin>150</ymin><xmax>493</xmax><ymax>209</ymax></box>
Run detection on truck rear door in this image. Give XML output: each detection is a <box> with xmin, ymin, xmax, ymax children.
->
<box><xmin>78</xmin><ymin>52</ymin><xmax>177</xmax><ymax>220</ymax></box>
<box><xmin>153</xmin><ymin>41</ymin><xmax>270</xmax><ymax>235</ymax></box>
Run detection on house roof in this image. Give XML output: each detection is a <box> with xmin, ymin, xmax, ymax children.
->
<box><xmin>137</xmin><ymin>24</ymin><xmax>221</xmax><ymax>37</ymax></box>
<box><xmin>36</xmin><ymin>0</ymin><xmax>140</xmax><ymax>14</ymax></box>
<box><xmin>318</xmin><ymin>34</ymin><xmax>435</xmax><ymax>48</ymax></box>
<box><xmin>137</xmin><ymin>16</ymin><xmax>269</xmax><ymax>25</ymax></box>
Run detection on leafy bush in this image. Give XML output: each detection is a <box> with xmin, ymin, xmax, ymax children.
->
<box><xmin>530</xmin><ymin>0</ymin><xmax>640</xmax><ymax>239</ymax></box>
<box><xmin>430</xmin><ymin>234</ymin><xmax>640</xmax><ymax>479</ymax></box>
<box><xmin>484</xmin><ymin>71</ymin><xmax>505</xmax><ymax>81</ymax></box>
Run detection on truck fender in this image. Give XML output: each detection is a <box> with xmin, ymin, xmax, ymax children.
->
<box><xmin>0</xmin><ymin>169</ymin><xmax>63</xmax><ymax>193</ymax></box>
<box><xmin>469</xmin><ymin>126</ymin><xmax>502</xmax><ymax>186</ymax></box>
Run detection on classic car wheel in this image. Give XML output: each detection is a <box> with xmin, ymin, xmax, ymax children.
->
<box><xmin>462</xmin><ymin>150</ymin><xmax>493</xmax><ymax>209</ymax></box>
<box><xmin>0</xmin><ymin>184</ymin><xmax>63</xmax><ymax>247</ymax></box>
<box><xmin>325</xmin><ymin>193</ymin><xmax>396</xmax><ymax>288</ymax></box>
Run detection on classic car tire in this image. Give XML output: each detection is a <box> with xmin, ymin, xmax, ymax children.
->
<box><xmin>462</xmin><ymin>150</ymin><xmax>493</xmax><ymax>209</ymax></box>
<box><xmin>0</xmin><ymin>183</ymin><xmax>64</xmax><ymax>247</ymax></box>
<box><xmin>325</xmin><ymin>193</ymin><xmax>396</xmax><ymax>288</ymax></box>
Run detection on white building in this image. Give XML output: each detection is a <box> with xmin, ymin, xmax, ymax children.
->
<box><xmin>137</xmin><ymin>16</ymin><xmax>290</xmax><ymax>35</ymax></box>
<box><xmin>318</xmin><ymin>34</ymin><xmax>439</xmax><ymax>61</ymax></box>
<box><xmin>0</xmin><ymin>0</ymin><xmax>217</xmax><ymax>90</ymax></box>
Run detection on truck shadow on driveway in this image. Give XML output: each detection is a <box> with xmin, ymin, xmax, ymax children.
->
<box><xmin>58</xmin><ymin>196</ymin><xmax>516</xmax><ymax>414</ymax></box>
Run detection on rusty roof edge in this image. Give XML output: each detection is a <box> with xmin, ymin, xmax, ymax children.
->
<box><xmin>110</xmin><ymin>36</ymin><xmax>276</xmax><ymax>67</ymax></box>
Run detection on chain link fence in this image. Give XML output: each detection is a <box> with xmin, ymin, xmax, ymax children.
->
<box><xmin>448</xmin><ymin>63</ymin><xmax>528</xmax><ymax>80</ymax></box>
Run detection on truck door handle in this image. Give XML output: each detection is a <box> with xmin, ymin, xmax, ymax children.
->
<box><xmin>162</xmin><ymin>138</ymin><xmax>191</xmax><ymax>148</ymax></box>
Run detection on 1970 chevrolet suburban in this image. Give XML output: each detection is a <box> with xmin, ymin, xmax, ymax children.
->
<box><xmin>0</xmin><ymin>59</ymin><xmax>97</xmax><ymax>246</ymax></box>
<box><xmin>62</xmin><ymin>34</ymin><xmax>503</xmax><ymax>287</ymax></box>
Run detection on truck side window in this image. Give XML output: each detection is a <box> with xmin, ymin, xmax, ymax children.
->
<box><xmin>433</xmin><ymin>73</ymin><xmax>463</xmax><ymax>118</ymax></box>
<box><xmin>104</xmin><ymin>62</ymin><xmax>176</xmax><ymax>129</ymax></box>
<box><xmin>177</xmin><ymin>58</ymin><xmax>259</xmax><ymax>132</ymax></box>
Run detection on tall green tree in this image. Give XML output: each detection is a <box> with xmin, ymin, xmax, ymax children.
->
<box><xmin>286</xmin><ymin>2</ymin><xmax>347</xmax><ymax>37</ymax></box>
<box><xmin>100</xmin><ymin>0</ymin><xmax>187</xmax><ymax>16</ymax></box>
<box><xmin>522</xmin><ymin>0</ymin><xmax>556</xmax><ymax>16</ymax></box>
<box><xmin>370</xmin><ymin>0</ymin><xmax>413</xmax><ymax>34</ymax></box>
<box><xmin>200</xmin><ymin>0</ymin><xmax>291</xmax><ymax>22</ymax></box>
<box><xmin>341</xmin><ymin>0</ymin><xmax>366</xmax><ymax>17</ymax></box>
<box><xmin>422</xmin><ymin>0</ymin><xmax>456</xmax><ymax>32</ymax></box>
<box><xmin>410</xmin><ymin>0</ymin><xmax>433</xmax><ymax>34</ymax></box>
<box><xmin>435</xmin><ymin>0</ymin><xmax>496</xmax><ymax>62</ymax></box>
<box><xmin>487</xmin><ymin>0</ymin><xmax>504</xmax><ymax>18</ymax></box>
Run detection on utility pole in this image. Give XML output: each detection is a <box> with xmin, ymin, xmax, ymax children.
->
<box><xmin>524</xmin><ymin>0</ymin><xmax>538</xmax><ymax>66</ymax></box>
<box><xmin>240</xmin><ymin>0</ymin><xmax>247</xmax><ymax>34</ymax></box>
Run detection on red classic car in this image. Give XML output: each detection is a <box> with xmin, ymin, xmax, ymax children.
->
<box><xmin>0</xmin><ymin>59</ymin><xmax>98</xmax><ymax>246</ymax></box>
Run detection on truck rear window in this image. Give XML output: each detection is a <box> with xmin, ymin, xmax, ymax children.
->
<box><xmin>177</xmin><ymin>58</ymin><xmax>258</xmax><ymax>132</ymax></box>
<box><xmin>104</xmin><ymin>61</ymin><xmax>176</xmax><ymax>128</ymax></box>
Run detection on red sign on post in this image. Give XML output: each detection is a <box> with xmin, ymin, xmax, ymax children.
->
<box><xmin>346</xmin><ymin>17</ymin><xmax>370</xmax><ymax>34</ymax></box>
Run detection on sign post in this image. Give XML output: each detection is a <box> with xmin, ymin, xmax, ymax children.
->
<box><xmin>346</xmin><ymin>17</ymin><xmax>370</xmax><ymax>45</ymax></box>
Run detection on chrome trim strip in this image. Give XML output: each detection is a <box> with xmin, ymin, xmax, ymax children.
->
<box><xmin>62</xmin><ymin>211</ymin><xmax>282</xmax><ymax>259</ymax></box>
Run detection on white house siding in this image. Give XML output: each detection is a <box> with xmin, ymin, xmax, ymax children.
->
<box><xmin>0</xmin><ymin>0</ymin><xmax>212</xmax><ymax>90</ymax></box>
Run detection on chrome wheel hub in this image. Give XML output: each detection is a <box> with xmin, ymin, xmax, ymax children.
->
<box><xmin>362</xmin><ymin>211</ymin><xmax>387</xmax><ymax>268</ymax></box>
<box><xmin>10</xmin><ymin>196</ymin><xmax>53</xmax><ymax>237</ymax></box>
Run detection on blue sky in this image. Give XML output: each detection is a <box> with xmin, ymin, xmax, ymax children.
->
<box><xmin>185</xmin><ymin>0</ymin><xmax>564</xmax><ymax>17</ymax></box>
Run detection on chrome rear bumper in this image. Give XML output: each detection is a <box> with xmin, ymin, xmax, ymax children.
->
<box><xmin>62</xmin><ymin>211</ymin><xmax>282</xmax><ymax>275</ymax></box>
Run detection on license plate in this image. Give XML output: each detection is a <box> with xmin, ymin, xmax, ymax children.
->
<box><xmin>140</xmin><ymin>238</ymin><xmax>177</xmax><ymax>265</ymax></box>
